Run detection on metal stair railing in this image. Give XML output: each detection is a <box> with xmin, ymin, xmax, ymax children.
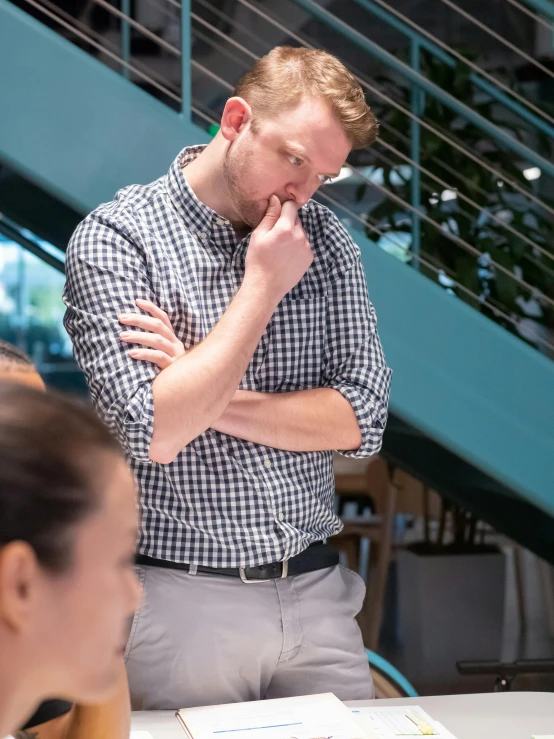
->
<box><xmin>5</xmin><ymin>0</ymin><xmax>554</xmax><ymax>357</ymax></box>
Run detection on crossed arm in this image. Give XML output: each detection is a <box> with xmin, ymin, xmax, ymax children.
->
<box><xmin>120</xmin><ymin>301</ymin><xmax>362</xmax><ymax>453</ymax></box>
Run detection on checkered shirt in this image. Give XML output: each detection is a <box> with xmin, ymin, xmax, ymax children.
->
<box><xmin>63</xmin><ymin>146</ymin><xmax>392</xmax><ymax>568</ymax></box>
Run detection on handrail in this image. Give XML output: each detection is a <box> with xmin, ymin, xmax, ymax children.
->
<box><xmin>353</xmin><ymin>0</ymin><xmax>554</xmax><ymax>138</ymax></box>
<box><xmin>233</xmin><ymin>0</ymin><xmax>554</xmax><ymax>220</ymax></box>
<box><xmin>5</xmin><ymin>0</ymin><xmax>554</xmax><ymax>353</ymax></box>
<box><xmin>505</xmin><ymin>0</ymin><xmax>554</xmax><ymax>29</ymax></box>
<box><xmin>290</xmin><ymin>0</ymin><xmax>554</xmax><ymax>179</ymax></box>
<box><xmin>519</xmin><ymin>0</ymin><xmax>554</xmax><ymax>18</ymax></box>
<box><xmin>438</xmin><ymin>0</ymin><xmax>554</xmax><ymax>81</ymax></box>
<box><xmin>0</xmin><ymin>216</ymin><xmax>65</xmax><ymax>274</ymax></box>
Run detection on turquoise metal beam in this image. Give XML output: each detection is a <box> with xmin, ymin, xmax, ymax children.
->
<box><xmin>1</xmin><ymin>0</ymin><xmax>553</xmax><ymax>520</ymax></box>
<box><xmin>0</xmin><ymin>218</ymin><xmax>65</xmax><ymax>274</ymax></box>
<box><xmin>181</xmin><ymin>0</ymin><xmax>191</xmax><ymax>119</ymax></box>
<box><xmin>520</xmin><ymin>0</ymin><xmax>554</xmax><ymax>19</ymax></box>
<box><xmin>0</xmin><ymin>0</ymin><xmax>208</xmax><ymax>213</ymax></box>
<box><xmin>410</xmin><ymin>39</ymin><xmax>421</xmax><ymax>270</ymax></box>
<box><xmin>121</xmin><ymin>0</ymin><xmax>130</xmax><ymax>80</ymax></box>
<box><xmin>353</xmin><ymin>225</ymin><xmax>554</xmax><ymax>518</ymax></box>
<box><xmin>291</xmin><ymin>0</ymin><xmax>554</xmax><ymax>178</ymax></box>
<box><xmin>353</xmin><ymin>0</ymin><xmax>554</xmax><ymax>142</ymax></box>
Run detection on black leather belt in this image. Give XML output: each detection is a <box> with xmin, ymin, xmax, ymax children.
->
<box><xmin>136</xmin><ymin>542</ymin><xmax>339</xmax><ymax>583</ymax></box>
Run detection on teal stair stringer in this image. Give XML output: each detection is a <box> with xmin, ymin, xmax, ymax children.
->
<box><xmin>0</xmin><ymin>0</ymin><xmax>209</xmax><ymax>214</ymax></box>
<box><xmin>358</xmin><ymin>236</ymin><xmax>554</xmax><ymax>518</ymax></box>
<box><xmin>1</xmin><ymin>0</ymin><xmax>553</xmax><ymax>520</ymax></box>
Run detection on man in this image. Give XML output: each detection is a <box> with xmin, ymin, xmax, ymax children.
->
<box><xmin>0</xmin><ymin>340</ymin><xmax>132</xmax><ymax>739</ymax></box>
<box><xmin>63</xmin><ymin>46</ymin><xmax>391</xmax><ymax>709</ymax></box>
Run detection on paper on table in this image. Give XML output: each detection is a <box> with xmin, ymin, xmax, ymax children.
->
<box><xmin>351</xmin><ymin>706</ymin><xmax>458</xmax><ymax>739</ymax></box>
<box><xmin>177</xmin><ymin>693</ymin><xmax>379</xmax><ymax>739</ymax></box>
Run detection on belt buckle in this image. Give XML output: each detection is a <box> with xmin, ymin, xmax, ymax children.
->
<box><xmin>239</xmin><ymin>559</ymin><xmax>289</xmax><ymax>584</ymax></box>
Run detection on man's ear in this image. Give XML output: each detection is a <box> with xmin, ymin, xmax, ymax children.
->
<box><xmin>220</xmin><ymin>97</ymin><xmax>253</xmax><ymax>142</ymax></box>
<box><xmin>0</xmin><ymin>542</ymin><xmax>40</xmax><ymax>632</ymax></box>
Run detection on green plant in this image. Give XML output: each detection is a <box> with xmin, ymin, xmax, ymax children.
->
<box><xmin>359</xmin><ymin>49</ymin><xmax>554</xmax><ymax>350</ymax></box>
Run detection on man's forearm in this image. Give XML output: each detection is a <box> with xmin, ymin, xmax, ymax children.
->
<box><xmin>211</xmin><ymin>388</ymin><xmax>362</xmax><ymax>452</ymax></box>
<box><xmin>150</xmin><ymin>282</ymin><xmax>275</xmax><ymax>463</ymax></box>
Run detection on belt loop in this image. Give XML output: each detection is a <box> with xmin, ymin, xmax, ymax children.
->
<box><xmin>281</xmin><ymin>559</ymin><xmax>289</xmax><ymax>578</ymax></box>
<box><xmin>188</xmin><ymin>564</ymin><xmax>198</xmax><ymax>575</ymax></box>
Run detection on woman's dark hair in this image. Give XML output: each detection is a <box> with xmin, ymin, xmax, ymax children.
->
<box><xmin>0</xmin><ymin>382</ymin><xmax>123</xmax><ymax>573</ymax></box>
<box><xmin>0</xmin><ymin>339</ymin><xmax>34</xmax><ymax>370</ymax></box>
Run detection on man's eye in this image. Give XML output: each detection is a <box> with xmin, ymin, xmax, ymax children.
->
<box><xmin>319</xmin><ymin>175</ymin><xmax>333</xmax><ymax>184</ymax></box>
<box><xmin>288</xmin><ymin>155</ymin><xmax>302</xmax><ymax>166</ymax></box>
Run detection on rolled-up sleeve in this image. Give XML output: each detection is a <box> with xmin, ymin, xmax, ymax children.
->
<box><xmin>63</xmin><ymin>213</ymin><xmax>158</xmax><ymax>462</ymax></box>
<box><xmin>322</xmin><ymin>215</ymin><xmax>392</xmax><ymax>458</ymax></box>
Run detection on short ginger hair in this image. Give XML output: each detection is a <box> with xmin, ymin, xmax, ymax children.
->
<box><xmin>234</xmin><ymin>46</ymin><xmax>378</xmax><ymax>149</ymax></box>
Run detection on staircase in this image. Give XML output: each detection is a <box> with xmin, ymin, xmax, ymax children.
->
<box><xmin>1</xmin><ymin>0</ymin><xmax>553</xmax><ymax>560</ymax></box>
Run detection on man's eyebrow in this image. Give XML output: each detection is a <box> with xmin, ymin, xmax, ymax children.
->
<box><xmin>285</xmin><ymin>143</ymin><xmax>341</xmax><ymax>178</ymax></box>
<box><xmin>285</xmin><ymin>142</ymin><xmax>310</xmax><ymax>160</ymax></box>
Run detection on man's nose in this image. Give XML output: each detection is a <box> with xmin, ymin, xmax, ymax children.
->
<box><xmin>286</xmin><ymin>180</ymin><xmax>316</xmax><ymax>207</ymax></box>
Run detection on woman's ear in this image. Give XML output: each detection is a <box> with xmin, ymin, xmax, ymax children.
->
<box><xmin>220</xmin><ymin>97</ymin><xmax>253</xmax><ymax>142</ymax></box>
<box><xmin>0</xmin><ymin>542</ymin><xmax>40</xmax><ymax>631</ymax></box>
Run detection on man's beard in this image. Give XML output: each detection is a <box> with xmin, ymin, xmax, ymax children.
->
<box><xmin>222</xmin><ymin>143</ymin><xmax>266</xmax><ymax>228</ymax></box>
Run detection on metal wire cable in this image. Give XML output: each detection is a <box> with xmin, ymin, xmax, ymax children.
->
<box><xmin>16</xmin><ymin>0</ymin><xmax>554</xmax><ymax>340</ymax></box>
<box><xmin>191</xmin><ymin>11</ymin><xmax>258</xmax><ymax>61</ymax></box>
<box><xmin>318</xmin><ymin>190</ymin><xmax>554</xmax><ymax>352</ymax></box>
<box><xmin>354</xmin><ymin>168</ymin><xmax>554</xmax><ymax>309</ymax></box>
<box><xmin>372</xmin><ymin>144</ymin><xmax>554</xmax><ymax>272</ymax></box>
<box><xmin>232</xmin><ymin>0</ymin><xmax>554</xmax><ymax>219</ymax></box>
<box><xmin>373</xmin><ymin>138</ymin><xmax>554</xmax><ymax>264</ymax></box>
<box><xmin>18</xmin><ymin>0</ymin><xmax>182</xmax><ymax>97</ymax></box>
<box><xmin>361</xmin><ymin>0</ymin><xmax>554</xmax><ymax>128</ymax></box>
<box><xmin>191</xmin><ymin>59</ymin><xmax>234</xmax><ymax>91</ymax></box>
<box><xmin>194</xmin><ymin>0</ymin><xmax>270</xmax><ymax>54</ymax></box>
<box><xmin>16</xmin><ymin>0</ymin><xmax>182</xmax><ymax>102</ymax></box>
<box><xmin>502</xmin><ymin>0</ymin><xmax>554</xmax><ymax>31</ymax></box>
<box><xmin>192</xmin><ymin>23</ymin><xmax>253</xmax><ymax>70</ymax></box>
<box><xmin>221</xmin><ymin>0</ymin><xmax>548</xmax><ymax>210</ymax></box>
<box><xmin>92</xmin><ymin>0</ymin><xmax>181</xmax><ymax>56</ymax></box>
<box><xmin>436</xmin><ymin>0</ymin><xmax>554</xmax><ymax>82</ymax></box>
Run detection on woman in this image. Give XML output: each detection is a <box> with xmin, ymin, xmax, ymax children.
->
<box><xmin>0</xmin><ymin>378</ymin><xmax>140</xmax><ymax>739</ymax></box>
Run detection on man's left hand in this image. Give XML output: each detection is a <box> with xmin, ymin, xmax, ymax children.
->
<box><xmin>118</xmin><ymin>299</ymin><xmax>185</xmax><ymax>369</ymax></box>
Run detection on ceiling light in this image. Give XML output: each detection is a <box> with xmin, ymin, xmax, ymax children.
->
<box><xmin>523</xmin><ymin>167</ymin><xmax>541</xmax><ymax>181</ymax></box>
<box><xmin>326</xmin><ymin>166</ymin><xmax>353</xmax><ymax>184</ymax></box>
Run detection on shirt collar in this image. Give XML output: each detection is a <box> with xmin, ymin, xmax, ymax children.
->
<box><xmin>166</xmin><ymin>145</ymin><xmax>232</xmax><ymax>233</ymax></box>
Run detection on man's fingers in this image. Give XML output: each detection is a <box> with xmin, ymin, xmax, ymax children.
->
<box><xmin>135</xmin><ymin>299</ymin><xmax>173</xmax><ymax>330</ymax></box>
<box><xmin>118</xmin><ymin>313</ymin><xmax>175</xmax><ymax>341</ymax></box>
<box><xmin>278</xmin><ymin>200</ymin><xmax>300</xmax><ymax>230</ymax></box>
<box><xmin>128</xmin><ymin>348</ymin><xmax>172</xmax><ymax>370</ymax></box>
<box><xmin>120</xmin><ymin>330</ymin><xmax>176</xmax><ymax>355</ymax></box>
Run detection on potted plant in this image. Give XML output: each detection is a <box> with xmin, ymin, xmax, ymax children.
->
<box><xmin>354</xmin><ymin>49</ymin><xmax>554</xmax><ymax>357</ymax></box>
<box><xmin>396</xmin><ymin>496</ymin><xmax>506</xmax><ymax>693</ymax></box>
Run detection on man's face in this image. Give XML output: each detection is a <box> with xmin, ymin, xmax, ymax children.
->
<box><xmin>223</xmin><ymin>97</ymin><xmax>352</xmax><ymax>228</ymax></box>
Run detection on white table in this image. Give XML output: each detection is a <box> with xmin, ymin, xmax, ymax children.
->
<box><xmin>131</xmin><ymin>692</ymin><xmax>554</xmax><ymax>739</ymax></box>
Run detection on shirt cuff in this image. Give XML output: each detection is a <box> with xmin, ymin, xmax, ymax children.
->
<box><xmin>122</xmin><ymin>382</ymin><xmax>155</xmax><ymax>462</ymax></box>
<box><xmin>332</xmin><ymin>382</ymin><xmax>386</xmax><ymax>459</ymax></box>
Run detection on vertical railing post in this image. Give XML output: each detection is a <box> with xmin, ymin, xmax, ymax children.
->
<box><xmin>181</xmin><ymin>0</ymin><xmax>191</xmax><ymax>119</ymax></box>
<box><xmin>121</xmin><ymin>0</ymin><xmax>130</xmax><ymax>79</ymax></box>
<box><xmin>410</xmin><ymin>38</ymin><xmax>422</xmax><ymax>270</ymax></box>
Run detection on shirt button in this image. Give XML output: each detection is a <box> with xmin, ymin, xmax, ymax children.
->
<box><xmin>199</xmin><ymin>231</ymin><xmax>209</xmax><ymax>242</ymax></box>
<box><xmin>277</xmin><ymin>512</ymin><xmax>284</xmax><ymax>521</ymax></box>
<box><xmin>263</xmin><ymin>458</ymin><xmax>271</xmax><ymax>469</ymax></box>
<box><xmin>214</xmin><ymin>216</ymin><xmax>227</xmax><ymax>226</ymax></box>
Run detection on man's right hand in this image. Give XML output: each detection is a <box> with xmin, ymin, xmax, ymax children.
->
<box><xmin>244</xmin><ymin>196</ymin><xmax>313</xmax><ymax>304</ymax></box>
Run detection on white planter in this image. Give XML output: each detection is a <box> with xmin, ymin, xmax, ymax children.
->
<box><xmin>397</xmin><ymin>547</ymin><xmax>506</xmax><ymax>692</ymax></box>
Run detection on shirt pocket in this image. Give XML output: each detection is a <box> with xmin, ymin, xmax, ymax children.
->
<box><xmin>259</xmin><ymin>295</ymin><xmax>328</xmax><ymax>392</ymax></box>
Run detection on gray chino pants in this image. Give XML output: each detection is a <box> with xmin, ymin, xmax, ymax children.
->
<box><xmin>124</xmin><ymin>562</ymin><xmax>374</xmax><ymax>709</ymax></box>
